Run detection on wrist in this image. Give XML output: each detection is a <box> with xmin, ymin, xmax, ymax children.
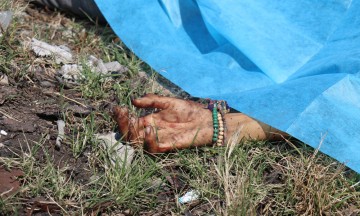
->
<box><xmin>224</xmin><ymin>113</ymin><xmax>268</xmax><ymax>144</ymax></box>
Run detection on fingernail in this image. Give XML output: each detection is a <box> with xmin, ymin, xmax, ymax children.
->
<box><xmin>145</xmin><ymin>126</ymin><xmax>151</xmax><ymax>134</ymax></box>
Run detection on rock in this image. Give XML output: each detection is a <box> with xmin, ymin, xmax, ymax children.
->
<box><xmin>40</xmin><ymin>81</ymin><xmax>55</xmax><ymax>88</ymax></box>
<box><xmin>0</xmin><ymin>11</ymin><xmax>13</xmax><ymax>37</ymax></box>
<box><xmin>31</xmin><ymin>38</ymin><xmax>73</xmax><ymax>64</ymax></box>
<box><xmin>65</xmin><ymin>104</ymin><xmax>91</xmax><ymax>117</ymax></box>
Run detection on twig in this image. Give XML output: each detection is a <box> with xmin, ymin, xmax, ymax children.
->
<box><xmin>0</xmin><ymin>108</ymin><xmax>20</xmax><ymax>122</ymax></box>
<box><xmin>45</xmin><ymin>91</ymin><xmax>87</xmax><ymax>108</ymax></box>
<box><xmin>0</xmin><ymin>187</ymin><xmax>14</xmax><ymax>197</ymax></box>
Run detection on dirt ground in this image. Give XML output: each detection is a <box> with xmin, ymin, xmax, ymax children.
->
<box><xmin>0</xmin><ymin>82</ymin><xmax>95</xmax><ymax>213</ymax></box>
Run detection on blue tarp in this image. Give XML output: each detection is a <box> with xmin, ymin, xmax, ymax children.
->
<box><xmin>95</xmin><ymin>0</ymin><xmax>360</xmax><ymax>173</ymax></box>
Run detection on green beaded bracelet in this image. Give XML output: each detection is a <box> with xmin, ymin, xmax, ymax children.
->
<box><xmin>212</xmin><ymin>103</ymin><xmax>219</xmax><ymax>142</ymax></box>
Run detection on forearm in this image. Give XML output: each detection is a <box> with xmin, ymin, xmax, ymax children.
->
<box><xmin>224</xmin><ymin>113</ymin><xmax>288</xmax><ymax>143</ymax></box>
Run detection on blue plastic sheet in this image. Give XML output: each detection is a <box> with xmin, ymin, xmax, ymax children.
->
<box><xmin>95</xmin><ymin>0</ymin><xmax>360</xmax><ymax>173</ymax></box>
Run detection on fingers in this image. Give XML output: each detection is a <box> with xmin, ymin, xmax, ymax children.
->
<box><xmin>144</xmin><ymin>126</ymin><xmax>159</xmax><ymax>153</ymax></box>
<box><xmin>128</xmin><ymin>117</ymin><xmax>144</xmax><ymax>144</ymax></box>
<box><xmin>143</xmin><ymin>126</ymin><xmax>178</xmax><ymax>153</ymax></box>
<box><xmin>132</xmin><ymin>93</ymin><xmax>171</xmax><ymax>109</ymax></box>
<box><xmin>112</xmin><ymin>106</ymin><xmax>130</xmax><ymax>140</ymax></box>
<box><xmin>112</xmin><ymin>106</ymin><xmax>144</xmax><ymax>144</ymax></box>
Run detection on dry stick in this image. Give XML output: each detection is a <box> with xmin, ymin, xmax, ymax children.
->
<box><xmin>45</xmin><ymin>91</ymin><xmax>88</xmax><ymax>108</ymax></box>
<box><xmin>0</xmin><ymin>108</ymin><xmax>20</xmax><ymax>122</ymax></box>
<box><xmin>0</xmin><ymin>187</ymin><xmax>14</xmax><ymax>197</ymax></box>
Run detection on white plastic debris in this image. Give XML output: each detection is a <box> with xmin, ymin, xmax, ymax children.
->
<box><xmin>178</xmin><ymin>190</ymin><xmax>200</xmax><ymax>204</ymax></box>
<box><xmin>96</xmin><ymin>132</ymin><xmax>135</xmax><ymax>167</ymax></box>
<box><xmin>57</xmin><ymin>57</ymin><xmax>126</xmax><ymax>85</ymax></box>
<box><xmin>104</xmin><ymin>61</ymin><xmax>128</xmax><ymax>73</ymax></box>
<box><xmin>87</xmin><ymin>55</ymin><xmax>108</xmax><ymax>74</ymax></box>
<box><xmin>0</xmin><ymin>130</ymin><xmax>7</xmax><ymax>136</ymax></box>
<box><xmin>58</xmin><ymin>64</ymin><xmax>82</xmax><ymax>81</ymax></box>
<box><xmin>56</xmin><ymin>120</ymin><xmax>65</xmax><ymax>148</ymax></box>
<box><xmin>31</xmin><ymin>38</ymin><xmax>73</xmax><ymax>64</ymax></box>
<box><xmin>0</xmin><ymin>11</ymin><xmax>13</xmax><ymax>37</ymax></box>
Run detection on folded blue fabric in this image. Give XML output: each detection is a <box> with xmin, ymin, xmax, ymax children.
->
<box><xmin>95</xmin><ymin>0</ymin><xmax>360</xmax><ymax>173</ymax></box>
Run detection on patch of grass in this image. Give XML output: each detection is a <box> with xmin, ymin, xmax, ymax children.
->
<box><xmin>168</xmin><ymin>136</ymin><xmax>360</xmax><ymax>215</ymax></box>
<box><xmin>78</xmin><ymin>63</ymin><xmax>111</xmax><ymax>100</ymax></box>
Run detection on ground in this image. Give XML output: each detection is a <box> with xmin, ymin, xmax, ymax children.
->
<box><xmin>0</xmin><ymin>1</ymin><xmax>359</xmax><ymax>215</ymax></box>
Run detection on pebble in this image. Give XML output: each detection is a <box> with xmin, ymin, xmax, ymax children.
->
<box><xmin>40</xmin><ymin>81</ymin><xmax>55</xmax><ymax>88</ymax></box>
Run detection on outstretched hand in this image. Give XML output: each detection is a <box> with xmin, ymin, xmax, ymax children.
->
<box><xmin>112</xmin><ymin>94</ymin><xmax>214</xmax><ymax>153</ymax></box>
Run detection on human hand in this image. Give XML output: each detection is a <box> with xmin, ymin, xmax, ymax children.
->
<box><xmin>112</xmin><ymin>94</ymin><xmax>214</xmax><ymax>153</ymax></box>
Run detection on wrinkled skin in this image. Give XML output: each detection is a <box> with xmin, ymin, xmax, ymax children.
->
<box><xmin>112</xmin><ymin>94</ymin><xmax>214</xmax><ymax>153</ymax></box>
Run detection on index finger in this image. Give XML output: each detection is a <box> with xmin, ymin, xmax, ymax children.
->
<box><xmin>132</xmin><ymin>94</ymin><xmax>172</xmax><ymax>110</ymax></box>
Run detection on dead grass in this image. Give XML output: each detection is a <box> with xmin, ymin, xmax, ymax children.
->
<box><xmin>0</xmin><ymin>1</ymin><xmax>359</xmax><ymax>215</ymax></box>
